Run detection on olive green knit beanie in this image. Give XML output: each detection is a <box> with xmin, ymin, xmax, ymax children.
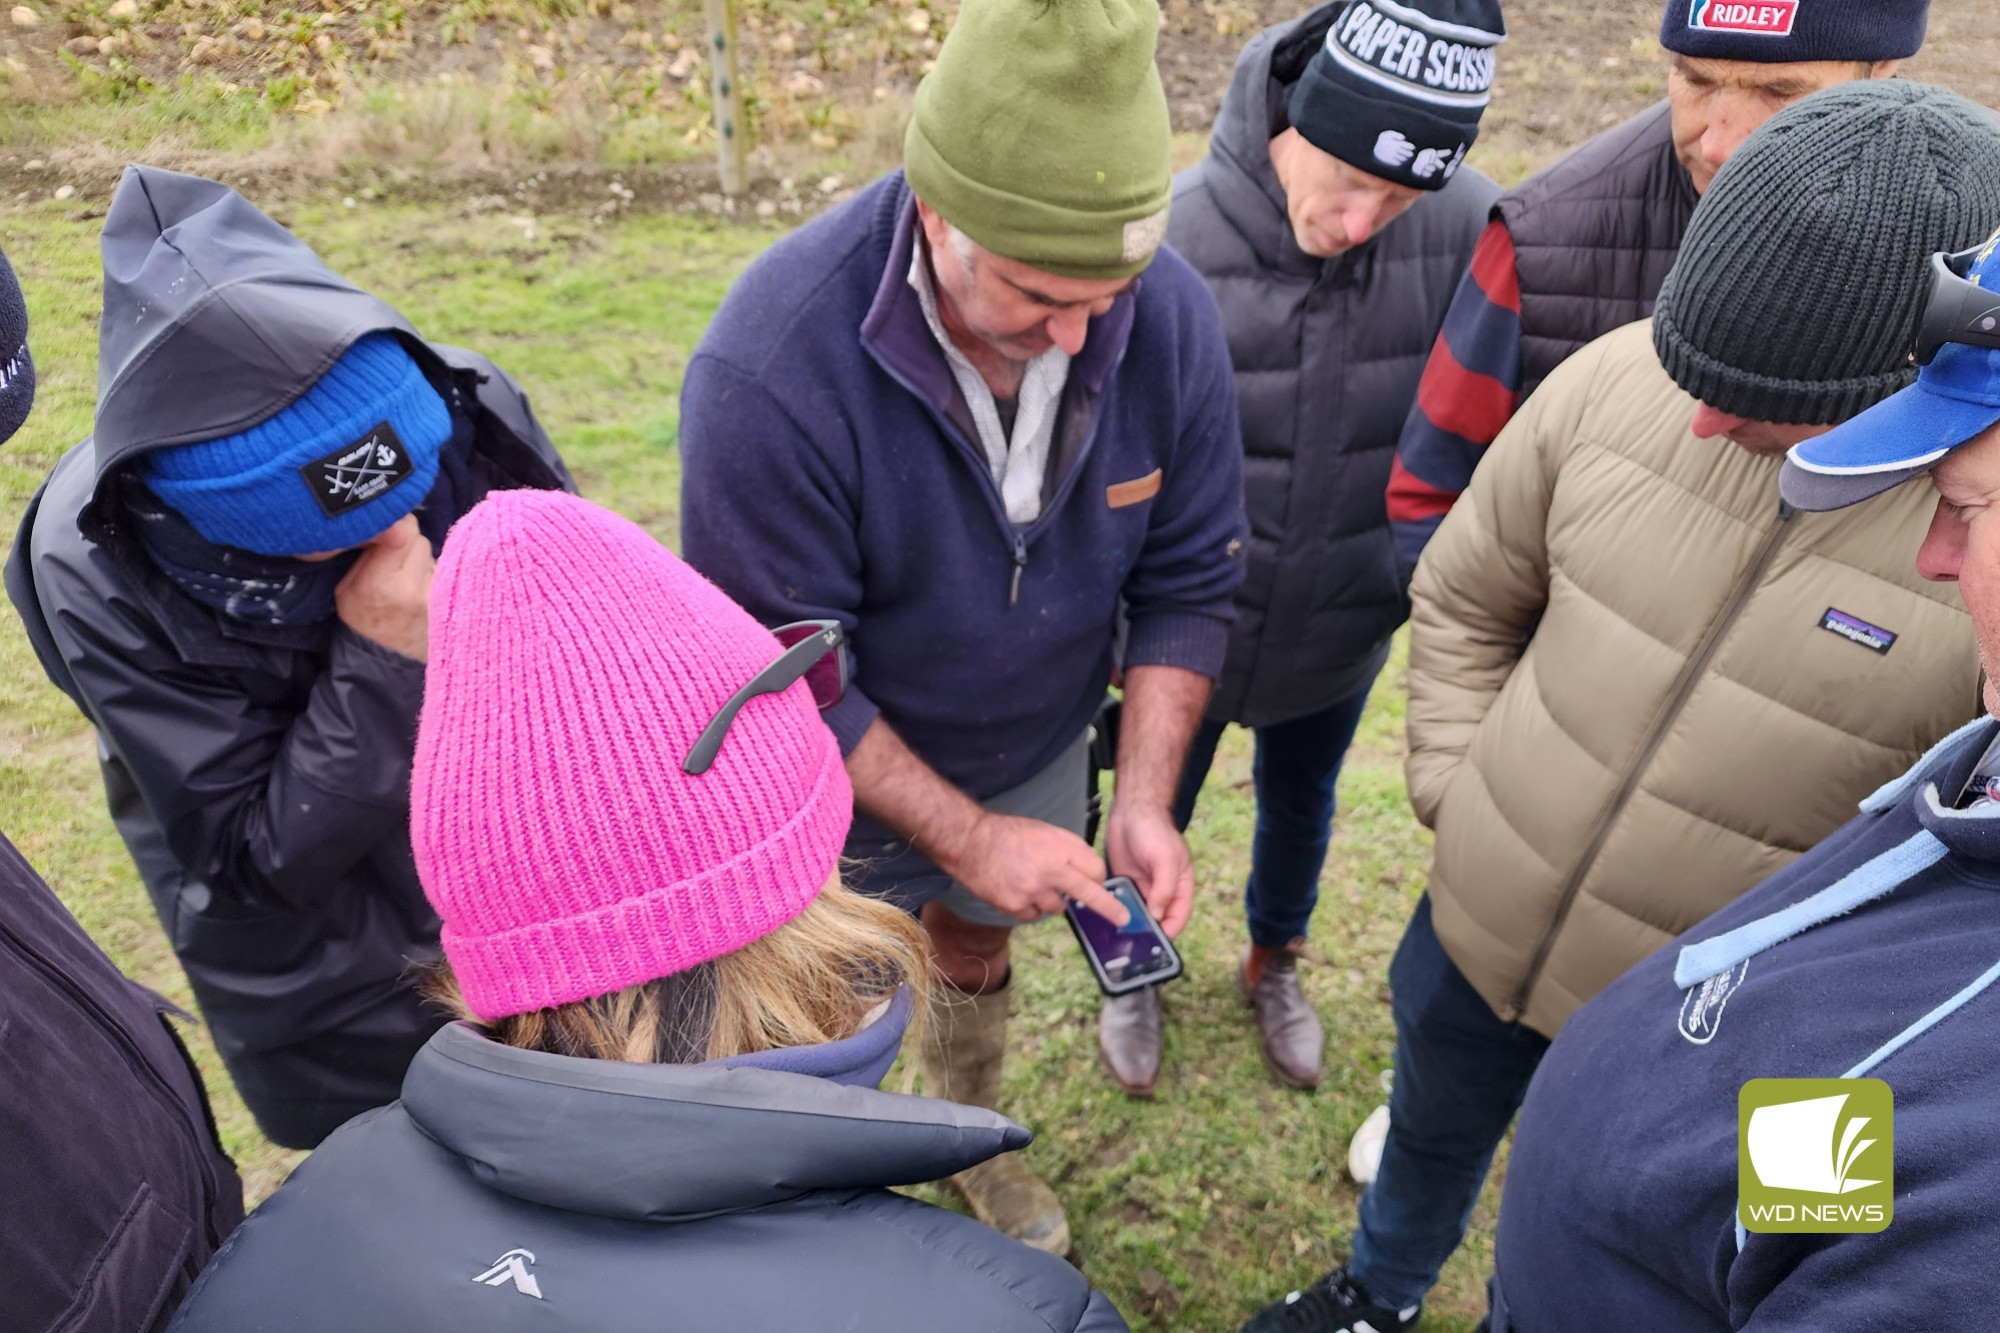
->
<box><xmin>903</xmin><ymin>0</ymin><xmax>1172</xmax><ymax>281</ymax></box>
<box><xmin>1652</xmin><ymin>80</ymin><xmax>2000</xmax><ymax>425</ymax></box>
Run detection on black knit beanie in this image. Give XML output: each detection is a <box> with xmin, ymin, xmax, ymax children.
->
<box><xmin>1662</xmin><ymin>0</ymin><xmax>1929</xmax><ymax>66</ymax></box>
<box><xmin>1652</xmin><ymin>81</ymin><xmax>2000</xmax><ymax>425</ymax></box>
<box><xmin>1287</xmin><ymin>0</ymin><xmax>1505</xmax><ymax>192</ymax></box>
<box><xmin>0</xmin><ymin>246</ymin><xmax>31</xmax><ymax>446</ymax></box>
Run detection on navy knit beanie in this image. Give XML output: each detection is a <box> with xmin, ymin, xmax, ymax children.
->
<box><xmin>0</xmin><ymin>246</ymin><xmax>32</xmax><ymax>446</ymax></box>
<box><xmin>1653</xmin><ymin>81</ymin><xmax>2000</xmax><ymax>425</ymax></box>
<box><xmin>141</xmin><ymin>333</ymin><xmax>449</xmax><ymax>556</ymax></box>
<box><xmin>1662</xmin><ymin>0</ymin><xmax>1929</xmax><ymax>65</ymax></box>
<box><xmin>1287</xmin><ymin>0</ymin><xmax>1506</xmax><ymax>192</ymax></box>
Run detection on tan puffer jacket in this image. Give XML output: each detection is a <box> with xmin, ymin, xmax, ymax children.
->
<box><xmin>1406</xmin><ymin>320</ymin><xmax>1980</xmax><ymax>1039</ymax></box>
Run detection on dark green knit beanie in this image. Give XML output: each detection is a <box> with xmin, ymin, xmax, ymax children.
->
<box><xmin>903</xmin><ymin>0</ymin><xmax>1172</xmax><ymax>281</ymax></box>
<box><xmin>1653</xmin><ymin>81</ymin><xmax>2000</xmax><ymax>425</ymax></box>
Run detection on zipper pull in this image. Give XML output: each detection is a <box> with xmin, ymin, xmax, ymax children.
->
<box><xmin>1009</xmin><ymin>539</ymin><xmax>1027</xmax><ymax>607</ymax></box>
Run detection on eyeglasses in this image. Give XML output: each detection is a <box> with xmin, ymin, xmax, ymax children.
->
<box><xmin>1914</xmin><ymin>245</ymin><xmax>2000</xmax><ymax>366</ymax></box>
<box><xmin>682</xmin><ymin>619</ymin><xmax>848</xmax><ymax>776</ymax></box>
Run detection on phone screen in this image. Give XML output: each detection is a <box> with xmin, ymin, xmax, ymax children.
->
<box><xmin>1071</xmin><ymin>878</ymin><xmax>1178</xmax><ymax>986</ymax></box>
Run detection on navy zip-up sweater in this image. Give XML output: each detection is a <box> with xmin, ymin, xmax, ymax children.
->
<box><xmin>680</xmin><ymin>173</ymin><xmax>1247</xmax><ymax>804</ymax></box>
<box><xmin>1492</xmin><ymin>716</ymin><xmax>2000</xmax><ymax>1332</ymax></box>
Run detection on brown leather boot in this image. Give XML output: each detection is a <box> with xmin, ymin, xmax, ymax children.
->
<box><xmin>919</xmin><ymin>981</ymin><xmax>1072</xmax><ymax>1257</ymax></box>
<box><xmin>1097</xmin><ymin>987</ymin><xmax>1163</xmax><ymax>1097</ymax></box>
<box><xmin>1241</xmin><ymin>941</ymin><xmax>1323</xmax><ymax>1089</ymax></box>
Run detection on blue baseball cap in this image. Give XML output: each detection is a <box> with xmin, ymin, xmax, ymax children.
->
<box><xmin>1782</xmin><ymin>229</ymin><xmax>2000</xmax><ymax>512</ymax></box>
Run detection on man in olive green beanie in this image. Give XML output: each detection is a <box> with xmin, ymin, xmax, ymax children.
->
<box><xmin>903</xmin><ymin>0</ymin><xmax>1173</xmax><ymax>279</ymax></box>
<box><xmin>681</xmin><ymin>0</ymin><xmax>1248</xmax><ymax>1259</ymax></box>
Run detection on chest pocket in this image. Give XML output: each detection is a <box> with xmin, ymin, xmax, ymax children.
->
<box><xmin>1106</xmin><ymin>469</ymin><xmax>1162</xmax><ymax>509</ymax></box>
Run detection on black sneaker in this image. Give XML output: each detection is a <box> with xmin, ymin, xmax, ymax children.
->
<box><xmin>1240</xmin><ymin>1267</ymin><xmax>1421</xmax><ymax>1333</ymax></box>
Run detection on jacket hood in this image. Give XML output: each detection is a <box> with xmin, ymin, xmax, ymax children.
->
<box><xmin>399</xmin><ymin>1007</ymin><xmax>1031</xmax><ymax>1222</ymax></box>
<box><xmin>92</xmin><ymin>166</ymin><xmax>418</xmax><ymax>490</ymax></box>
<box><xmin>1201</xmin><ymin>6</ymin><xmax>1340</xmax><ymax>272</ymax></box>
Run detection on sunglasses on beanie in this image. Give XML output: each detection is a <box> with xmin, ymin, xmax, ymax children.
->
<box><xmin>1915</xmin><ymin>245</ymin><xmax>2000</xmax><ymax>366</ymax></box>
<box><xmin>682</xmin><ymin>620</ymin><xmax>849</xmax><ymax>775</ymax></box>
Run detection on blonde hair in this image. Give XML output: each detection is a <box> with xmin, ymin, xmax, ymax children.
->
<box><xmin>422</xmin><ymin>876</ymin><xmax>931</xmax><ymax>1065</ymax></box>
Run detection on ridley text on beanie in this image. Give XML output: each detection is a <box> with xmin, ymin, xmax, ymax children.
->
<box><xmin>1662</xmin><ymin>0</ymin><xmax>1929</xmax><ymax>65</ymax></box>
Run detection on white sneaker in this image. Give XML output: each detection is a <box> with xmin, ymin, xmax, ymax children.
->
<box><xmin>1347</xmin><ymin>1103</ymin><xmax>1391</xmax><ymax>1187</ymax></box>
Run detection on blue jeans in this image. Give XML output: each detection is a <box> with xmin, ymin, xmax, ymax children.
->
<box><xmin>1349</xmin><ymin>897</ymin><xmax>1550</xmax><ymax>1310</ymax></box>
<box><xmin>1171</xmin><ymin>683</ymin><xmax>1376</xmax><ymax>949</ymax></box>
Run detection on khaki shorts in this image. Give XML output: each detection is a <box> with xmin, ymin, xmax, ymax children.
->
<box><xmin>843</xmin><ymin>730</ymin><xmax>1090</xmax><ymax>929</ymax></box>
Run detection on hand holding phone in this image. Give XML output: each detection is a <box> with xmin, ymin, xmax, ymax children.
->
<box><xmin>1066</xmin><ymin>876</ymin><xmax>1184</xmax><ymax>997</ymax></box>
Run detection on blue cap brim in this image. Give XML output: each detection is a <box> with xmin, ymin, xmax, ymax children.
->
<box><xmin>1782</xmin><ymin>379</ymin><xmax>2000</xmax><ymax>512</ymax></box>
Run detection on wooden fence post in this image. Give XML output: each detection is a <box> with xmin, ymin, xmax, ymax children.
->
<box><xmin>704</xmin><ymin>0</ymin><xmax>747</xmax><ymax>195</ymax></box>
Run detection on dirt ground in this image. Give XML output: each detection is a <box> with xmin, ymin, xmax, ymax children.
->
<box><xmin>1</xmin><ymin>0</ymin><xmax>1995</xmax><ymax>209</ymax></box>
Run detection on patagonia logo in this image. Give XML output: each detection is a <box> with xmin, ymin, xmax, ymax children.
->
<box><xmin>298</xmin><ymin>422</ymin><xmax>415</xmax><ymax>517</ymax></box>
<box><xmin>1328</xmin><ymin>0</ymin><xmax>1504</xmax><ymax>112</ymax></box>
<box><xmin>1688</xmin><ymin>0</ymin><xmax>1798</xmax><ymax>37</ymax></box>
<box><xmin>1819</xmin><ymin>608</ymin><xmax>1897</xmax><ymax>656</ymax></box>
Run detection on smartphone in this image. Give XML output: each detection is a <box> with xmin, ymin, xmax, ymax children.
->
<box><xmin>1065</xmin><ymin>876</ymin><xmax>1184</xmax><ymax>997</ymax></box>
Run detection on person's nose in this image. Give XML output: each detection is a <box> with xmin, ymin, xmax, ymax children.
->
<box><xmin>1689</xmin><ymin>403</ymin><xmax>1748</xmax><ymax>439</ymax></box>
<box><xmin>1699</xmin><ymin>102</ymin><xmax>1762</xmax><ymax>177</ymax></box>
<box><xmin>1340</xmin><ymin>204</ymin><xmax>1379</xmax><ymax>249</ymax></box>
<box><xmin>1917</xmin><ymin>500</ymin><xmax>1967</xmax><ymax>583</ymax></box>
<box><xmin>1046</xmin><ymin>306</ymin><xmax>1091</xmax><ymax>357</ymax></box>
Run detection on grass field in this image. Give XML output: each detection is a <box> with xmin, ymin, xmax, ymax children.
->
<box><xmin>0</xmin><ymin>195</ymin><xmax>1490</xmax><ymax>1331</ymax></box>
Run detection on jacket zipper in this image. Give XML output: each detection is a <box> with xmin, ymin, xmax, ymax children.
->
<box><xmin>1504</xmin><ymin>499</ymin><xmax>1798</xmax><ymax>1022</ymax></box>
<box><xmin>869</xmin><ymin>357</ymin><xmax>1118</xmax><ymax>608</ymax></box>
<box><xmin>0</xmin><ymin>919</ymin><xmax>227</xmax><ymax>1248</ymax></box>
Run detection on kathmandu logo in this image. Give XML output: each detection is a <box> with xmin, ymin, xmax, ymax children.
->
<box><xmin>1739</xmin><ymin>1079</ymin><xmax>1894</xmax><ymax>1233</ymax></box>
<box><xmin>297</xmin><ymin>420</ymin><xmax>416</xmax><ymax>517</ymax></box>
<box><xmin>472</xmin><ymin>1248</ymin><xmax>544</xmax><ymax>1299</ymax></box>
<box><xmin>1689</xmin><ymin>0</ymin><xmax>1798</xmax><ymax>37</ymax></box>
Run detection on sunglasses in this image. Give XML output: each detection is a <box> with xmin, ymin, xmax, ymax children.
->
<box><xmin>1914</xmin><ymin>245</ymin><xmax>2000</xmax><ymax>366</ymax></box>
<box><xmin>682</xmin><ymin>619</ymin><xmax>849</xmax><ymax>776</ymax></box>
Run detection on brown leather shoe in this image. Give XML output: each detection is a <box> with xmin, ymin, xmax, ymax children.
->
<box><xmin>1098</xmin><ymin>987</ymin><xmax>1162</xmax><ymax>1097</ymax></box>
<box><xmin>1240</xmin><ymin>941</ymin><xmax>1323</xmax><ymax>1089</ymax></box>
<box><xmin>919</xmin><ymin>981</ymin><xmax>1072</xmax><ymax>1257</ymax></box>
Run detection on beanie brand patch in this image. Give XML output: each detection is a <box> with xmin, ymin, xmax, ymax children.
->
<box><xmin>1122</xmin><ymin>208</ymin><xmax>1169</xmax><ymax>265</ymax></box>
<box><xmin>297</xmin><ymin>421</ymin><xmax>416</xmax><ymax>517</ymax></box>
<box><xmin>1688</xmin><ymin>0</ymin><xmax>1798</xmax><ymax>37</ymax></box>
<box><xmin>1327</xmin><ymin>0</ymin><xmax>1502</xmax><ymax>111</ymax></box>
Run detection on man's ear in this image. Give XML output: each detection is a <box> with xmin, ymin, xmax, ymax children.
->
<box><xmin>1868</xmin><ymin>60</ymin><xmax>1903</xmax><ymax>80</ymax></box>
<box><xmin>913</xmin><ymin>197</ymin><xmax>947</xmax><ymax>248</ymax></box>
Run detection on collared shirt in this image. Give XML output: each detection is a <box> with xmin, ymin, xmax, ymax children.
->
<box><xmin>1957</xmin><ymin>731</ymin><xmax>2000</xmax><ymax>807</ymax></box>
<box><xmin>907</xmin><ymin>238</ymin><xmax>1069</xmax><ymax>526</ymax></box>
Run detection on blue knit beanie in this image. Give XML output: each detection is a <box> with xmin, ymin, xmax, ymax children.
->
<box><xmin>1662</xmin><ymin>0</ymin><xmax>1929</xmax><ymax>65</ymax></box>
<box><xmin>141</xmin><ymin>333</ymin><xmax>449</xmax><ymax>556</ymax></box>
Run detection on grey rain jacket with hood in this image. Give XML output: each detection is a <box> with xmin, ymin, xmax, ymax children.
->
<box><xmin>5</xmin><ymin>166</ymin><xmax>573</xmax><ymax>1150</ymax></box>
<box><xmin>1167</xmin><ymin>6</ymin><xmax>1496</xmax><ymax>728</ymax></box>
<box><xmin>165</xmin><ymin>993</ymin><xmax>1131</xmax><ymax>1332</ymax></box>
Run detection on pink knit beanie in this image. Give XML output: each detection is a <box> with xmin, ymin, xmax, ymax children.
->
<box><xmin>412</xmin><ymin>489</ymin><xmax>852</xmax><ymax>1021</ymax></box>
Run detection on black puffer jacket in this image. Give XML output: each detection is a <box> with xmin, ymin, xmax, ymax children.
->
<box><xmin>166</xmin><ymin>997</ymin><xmax>1129</xmax><ymax>1332</ymax></box>
<box><xmin>5</xmin><ymin>167</ymin><xmax>573</xmax><ymax>1149</ymax></box>
<box><xmin>0</xmin><ymin>831</ymin><xmax>244</xmax><ymax>1332</ymax></box>
<box><xmin>1499</xmin><ymin>101</ymin><xmax>1697</xmax><ymax>401</ymax></box>
<box><xmin>1167</xmin><ymin>8</ymin><xmax>1497</xmax><ymax>727</ymax></box>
